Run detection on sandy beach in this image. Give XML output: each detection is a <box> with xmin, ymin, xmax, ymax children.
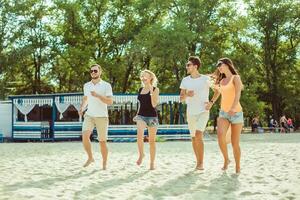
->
<box><xmin>0</xmin><ymin>133</ymin><xmax>299</xmax><ymax>200</ymax></box>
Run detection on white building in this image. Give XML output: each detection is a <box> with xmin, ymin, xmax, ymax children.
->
<box><xmin>0</xmin><ymin>93</ymin><xmax>189</xmax><ymax>141</ymax></box>
<box><xmin>0</xmin><ymin>101</ymin><xmax>12</xmax><ymax>138</ymax></box>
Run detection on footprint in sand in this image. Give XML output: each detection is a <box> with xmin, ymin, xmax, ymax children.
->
<box><xmin>253</xmin><ymin>176</ymin><xmax>263</xmax><ymax>180</ymax></box>
<box><xmin>285</xmin><ymin>195</ymin><xmax>296</xmax><ymax>200</ymax></box>
<box><xmin>275</xmin><ymin>177</ymin><xmax>283</xmax><ymax>181</ymax></box>
<box><xmin>271</xmin><ymin>192</ymin><xmax>279</xmax><ymax>195</ymax></box>
<box><xmin>240</xmin><ymin>191</ymin><xmax>254</xmax><ymax>196</ymax></box>
<box><xmin>280</xmin><ymin>189</ymin><xmax>289</xmax><ymax>194</ymax></box>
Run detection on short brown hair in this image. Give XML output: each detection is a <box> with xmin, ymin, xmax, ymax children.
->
<box><xmin>90</xmin><ymin>64</ymin><xmax>102</xmax><ymax>71</ymax></box>
<box><xmin>188</xmin><ymin>56</ymin><xmax>201</xmax><ymax>69</ymax></box>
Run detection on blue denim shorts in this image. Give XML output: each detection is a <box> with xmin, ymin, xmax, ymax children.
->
<box><xmin>133</xmin><ymin>115</ymin><xmax>159</xmax><ymax>127</ymax></box>
<box><xmin>219</xmin><ymin>110</ymin><xmax>244</xmax><ymax>124</ymax></box>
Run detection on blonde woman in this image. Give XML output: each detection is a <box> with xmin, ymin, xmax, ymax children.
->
<box><xmin>133</xmin><ymin>70</ymin><xmax>159</xmax><ymax>170</ymax></box>
<box><xmin>206</xmin><ymin>58</ymin><xmax>244</xmax><ymax>173</ymax></box>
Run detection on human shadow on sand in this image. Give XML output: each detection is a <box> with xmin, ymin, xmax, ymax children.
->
<box><xmin>131</xmin><ymin>171</ymin><xmax>240</xmax><ymax>199</ymax></box>
<box><xmin>199</xmin><ymin>172</ymin><xmax>240</xmax><ymax>200</ymax></box>
<box><xmin>128</xmin><ymin>170</ymin><xmax>202</xmax><ymax>199</ymax></box>
<box><xmin>73</xmin><ymin>170</ymin><xmax>150</xmax><ymax>198</ymax></box>
<box><xmin>1</xmin><ymin>169</ymin><xmax>99</xmax><ymax>192</ymax></box>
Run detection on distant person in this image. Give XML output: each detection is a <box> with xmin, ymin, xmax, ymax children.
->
<box><xmin>273</xmin><ymin>119</ymin><xmax>279</xmax><ymax>132</ymax></box>
<box><xmin>280</xmin><ymin>115</ymin><xmax>288</xmax><ymax>133</ymax></box>
<box><xmin>269</xmin><ymin>116</ymin><xmax>278</xmax><ymax>133</ymax></box>
<box><xmin>251</xmin><ymin>116</ymin><xmax>259</xmax><ymax>132</ymax></box>
<box><xmin>287</xmin><ymin>118</ymin><xmax>294</xmax><ymax>132</ymax></box>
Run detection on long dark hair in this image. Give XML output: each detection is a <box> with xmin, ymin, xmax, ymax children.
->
<box><xmin>213</xmin><ymin>58</ymin><xmax>240</xmax><ymax>85</ymax></box>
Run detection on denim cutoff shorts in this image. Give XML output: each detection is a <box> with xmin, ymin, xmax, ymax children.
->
<box><xmin>219</xmin><ymin>110</ymin><xmax>244</xmax><ymax>124</ymax></box>
<box><xmin>133</xmin><ymin>115</ymin><xmax>159</xmax><ymax>127</ymax></box>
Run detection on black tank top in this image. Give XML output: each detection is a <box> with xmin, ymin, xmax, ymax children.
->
<box><xmin>137</xmin><ymin>87</ymin><xmax>158</xmax><ymax>117</ymax></box>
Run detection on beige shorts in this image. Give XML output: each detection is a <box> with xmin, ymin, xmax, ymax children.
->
<box><xmin>187</xmin><ymin>112</ymin><xmax>209</xmax><ymax>137</ymax></box>
<box><xmin>82</xmin><ymin>115</ymin><xmax>108</xmax><ymax>141</ymax></box>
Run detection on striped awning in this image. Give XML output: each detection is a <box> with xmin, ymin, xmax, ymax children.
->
<box><xmin>13</xmin><ymin>98</ymin><xmax>53</xmax><ymax>106</ymax></box>
<box><xmin>55</xmin><ymin>96</ymin><xmax>82</xmax><ymax>104</ymax></box>
<box><xmin>113</xmin><ymin>95</ymin><xmax>180</xmax><ymax>104</ymax></box>
<box><xmin>12</xmin><ymin>94</ymin><xmax>180</xmax><ymax>106</ymax></box>
<box><xmin>159</xmin><ymin>95</ymin><xmax>180</xmax><ymax>103</ymax></box>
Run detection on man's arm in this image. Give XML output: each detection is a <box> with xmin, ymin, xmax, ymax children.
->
<box><xmin>98</xmin><ymin>95</ymin><xmax>113</xmax><ymax>105</ymax></box>
<box><xmin>180</xmin><ymin>89</ymin><xmax>187</xmax><ymax>102</ymax></box>
<box><xmin>78</xmin><ymin>96</ymin><xmax>88</xmax><ymax>116</ymax></box>
<box><xmin>90</xmin><ymin>91</ymin><xmax>113</xmax><ymax>105</ymax></box>
<box><xmin>180</xmin><ymin>89</ymin><xmax>194</xmax><ymax>102</ymax></box>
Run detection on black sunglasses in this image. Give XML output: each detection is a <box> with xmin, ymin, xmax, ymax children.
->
<box><xmin>90</xmin><ymin>69</ymin><xmax>98</xmax><ymax>73</ymax></box>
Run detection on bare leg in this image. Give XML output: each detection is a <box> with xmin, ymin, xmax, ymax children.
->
<box><xmin>191</xmin><ymin>136</ymin><xmax>198</xmax><ymax>168</ymax></box>
<box><xmin>82</xmin><ymin>130</ymin><xmax>95</xmax><ymax>167</ymax></box>
<box><xmin>231</xmin><ymin>123</ymin><xmax>243</xmax><ymax>173</ymax></box>
<box><xmin>99</xmin><ymin>141</ymin><xmax>108</xmax><ymax>170</ymax></box>
<box><xmin>195</xmin><ymin>131</ymin><xmax>204</xmax><ymax>170</ymax></box>
<box><xmin>217</xmin><ymin>118</ymin><xmax>231</xmax><ymax>170</ymax></box>
<box><xmin>148</xmin><ymin>126</ymin><xmax>157</xmax><ymax>170</ymax></box>
<box><xmin>136</xmin><ymin>120</ymin><xmax>146</xmax><ymax>165</ymax></box>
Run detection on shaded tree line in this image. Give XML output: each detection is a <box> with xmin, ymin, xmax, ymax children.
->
<box><xmin>0</xmin><ymin>0</ymin><xmax>299</xmax><ymax>125</ymax></box>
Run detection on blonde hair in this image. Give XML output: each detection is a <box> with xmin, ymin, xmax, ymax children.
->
<box><xmin>140</xmin><ymin>69</ymin><xmax>158</xmax><ymax>87</ymax></box>
<box><xmin>90</xmin><ymin>64</ymin><xmax>102</xmax><ymax>71</ymax></box>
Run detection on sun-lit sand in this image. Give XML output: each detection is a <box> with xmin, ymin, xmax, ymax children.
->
<box><xmin>0</xmin><ymin>133</ymin><xmax>299</xmax><ymax>200</ymax></box>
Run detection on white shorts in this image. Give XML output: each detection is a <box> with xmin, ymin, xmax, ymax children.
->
<box><xmin>187</xmin><ymin>112</ymin><xmax>210</xmax><ymax>137</ymax></box>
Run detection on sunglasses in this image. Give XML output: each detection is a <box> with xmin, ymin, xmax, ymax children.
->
<box><xmin>186</xmin><ymin>63</ymin><xmax>193</xmax><ymax>67</ymax></box>
<box><xmin>216</xmin><ymin>62</ymin><xmax>223</xmax><ymax>68</ymax></box>
<box><xmin>90</xmin><ymin>69</ymin><xmax>98</xmax><ymax>73</ymax></box>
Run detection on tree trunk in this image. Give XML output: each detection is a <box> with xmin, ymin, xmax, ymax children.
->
<box><xmin>122</xmin><ymin>58</ymin><xmax>134</xmax><ymax>93</ymax></box>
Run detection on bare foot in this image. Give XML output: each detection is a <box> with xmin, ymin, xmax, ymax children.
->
<box><xmin>102</xmin><ymin>162</ymin><xmax>107</xmax><ymax>170</ymax></box>
<box><xmin>195</xmin><ymin>163</ymin><xmax>204</xmax><ymax>170</ymax></box>
<box><xmin>136</xmin><ymin>154</ymin><xmax>145</xmax><ymax>166</ymax></box>
<box><xmin>150</xmin><ymin>163</ymin><xmax>155</xmax><ymax>170</ymax></box>
<box><xmin>236</xmin><ymin>165</ymin><xmax>240</xmax><ymax>174</ymax></box>
<box><xmin>83</xmin><ymin>158</ymin><xmax>95</xmax><ymax>167</ymax></box>
<box><xmin>222</xmin><ymin>159</ymin><xmax>230</xmax><ymax>170</ymax></box>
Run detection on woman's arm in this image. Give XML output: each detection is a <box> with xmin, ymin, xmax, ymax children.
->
<box><xmin>150</xmin><ymin>87</ymin><xmax>159</xmax><ymax>107</ymax></box>
<box><xmin>206</xmin><ymin>86</ymin><xmax>221</xmax><ymax>110</ymax></box>
<box><xmin>229</xmin><ymin>75</ymin><xmax>242</xmax><ymax>112</ymax></box>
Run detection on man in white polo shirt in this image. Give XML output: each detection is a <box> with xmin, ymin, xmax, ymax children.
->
<box><xmin>79</xmin><ymin>64</ymin><xmax>113</xmax><ymax>170</ymax></box>
<box><xmin>180</xmin><ymin>56</ymin><xmax>212</xmax><ymax>170</ymax></box>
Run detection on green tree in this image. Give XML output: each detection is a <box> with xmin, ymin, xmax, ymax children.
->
<box><xmin>246</xmin><ymin>0</ymin><xmax>300</xmax><ymax>119</ymax></box>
